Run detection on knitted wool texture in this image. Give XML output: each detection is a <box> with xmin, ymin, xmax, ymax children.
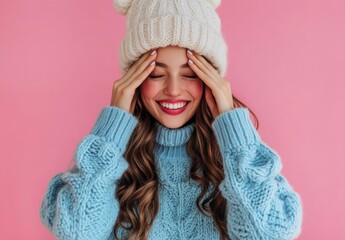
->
<box><xmin>40</xmin><ymin>106</ymin><xmax>303</xmax><ymax>239</ymax></box>
<box><xmin>113</xmin><ymin>0</ymin><xmax>228</xmax><ymax>77</ymax></box>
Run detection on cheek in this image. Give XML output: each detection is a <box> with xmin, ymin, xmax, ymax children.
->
<box><xmin>140</xmin><ymin>80</ymin><xmax>161</xmax><ymax>99</ymax></box>
<box><xmin>186</xmin><ymin>80</ymin><xmax>204</xmax><ymax>100</ymax></box>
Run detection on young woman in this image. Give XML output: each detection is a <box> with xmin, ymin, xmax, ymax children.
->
<box><xmin>40</xmin><ymin>1</ymin><xmax>303</xmax><ymax>240</ymax></box>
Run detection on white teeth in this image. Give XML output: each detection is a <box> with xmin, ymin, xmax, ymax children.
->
<box><xmin>159</xmin><ymin>102</ymin><xmax>188</xmax><ymax>110</ymax></box>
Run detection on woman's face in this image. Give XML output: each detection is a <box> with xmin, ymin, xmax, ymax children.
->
<box><xmin>139</xmin><ymin>45</ymin><xmax>204</xmax><ymax>129</ymax></box>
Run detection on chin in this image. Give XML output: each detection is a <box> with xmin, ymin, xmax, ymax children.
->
<box><xmin>158</xmin><ymin>120</ymin><xmax>186</xmax><ymax>129</ymax></box>
<box><xmin>146</xmin><ymin>102</ymin><xmax>197</xmax><ymax>129</ymax></box>
<box><xmin>157</xmin><ymin>115</ymin><xmax>196</xmax><ymax>129</ymax></box>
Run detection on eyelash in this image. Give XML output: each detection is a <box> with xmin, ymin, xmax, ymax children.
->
<box><xmin>148</xmin><ymin>75</ymin><xmax>198</xmax><ymax>79</ymax></box>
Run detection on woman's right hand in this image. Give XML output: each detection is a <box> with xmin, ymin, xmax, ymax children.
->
<box><xmin>110</xmin><ymin>49</ymin><xmax>158</xmax><ymax>114</ymax></box>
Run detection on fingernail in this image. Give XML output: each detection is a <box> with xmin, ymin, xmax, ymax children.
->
<box><xmin>150</xmin><ymin>61</ymin><xmax>156</xmax><ymax>66</ymax></box>
<box><xmin>188</xmin><ymin>59</ymin><xmax>193</xmax><ymax>64</ymax></box>
<box><xmin>150</xmin><ymin>50</ymin><xmax>156</xmax><ymax>55</ymax></box>
<box><xmin>187</xmin><ymin>50</ymin><xmax>193</xmax><ymax>55</ymax></box>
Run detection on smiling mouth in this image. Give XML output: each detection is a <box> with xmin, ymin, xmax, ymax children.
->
<box><xmin>156</xmin><ymin>101</ymin><xmax>191</xmax><ymax>110</ymax></box>
<box><xmin>155</xmin><ymin>101</ymin><xmax>191</xmax><ymax>116</ymax></box>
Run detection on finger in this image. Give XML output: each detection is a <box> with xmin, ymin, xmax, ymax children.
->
<box><xmin>187</xmin><ymin>49</ymin><xmax>217</xmax><ymax>76</ymax></box>
<box><xmin>123</xmin><ymin>59</ymin><xmax>156</xmax><ymax>92</ymax></box>
<box><xmin>188</xmin><ymin>50</ymin><xmax>217</xmax><ymax>74</ymax></box>
<box><xmin>121</xmin><ymin>50</ymin><xmax>157</xmax><ymax>91</ymax></box>
<box><xmin>187</xmin><ymin>58</ymin><xmax>216</xmax><ymax>90</ymax></box>
<box><xmin>117</xmin><ymin>49</ymin><xmax>157</xmax><ymax>94</ymax></box>
<box><xmin>120</xmin><ymin>48</ymin><xmax>157</xmax><ymax>84</ymax></box>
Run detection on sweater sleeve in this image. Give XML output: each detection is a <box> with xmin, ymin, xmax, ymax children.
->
<box><xmin>39</xmin><ymin>106</ymin><xmax>139</xmax><ymax>240</ymax></box>
<box><xmin>211</xmin><ymin>108</ymin><xmax>303</xmax><ymax>240</ymax></box>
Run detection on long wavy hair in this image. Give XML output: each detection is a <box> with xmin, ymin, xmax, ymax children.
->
<box><xmin>112</xmin><ymin>54</ymin><xmax>260</xmax><ymax>240</ymax></box>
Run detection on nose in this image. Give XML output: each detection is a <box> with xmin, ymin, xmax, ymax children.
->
<box><xmin>163</xmin><ymin>75</ymin><xmax>182</xmax><ymax>96</ymax></box>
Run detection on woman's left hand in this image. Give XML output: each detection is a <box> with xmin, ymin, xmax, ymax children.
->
<box><xmin>186</xmin><ymin>49</ymin><xmax>235</xmax><ymax>119</ymax></box>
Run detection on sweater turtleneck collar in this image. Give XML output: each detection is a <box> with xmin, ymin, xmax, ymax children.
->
<box><xmin>155</xmin><ymin>121</ymin><xmax>195</xmax><ymax>147</ymax></box>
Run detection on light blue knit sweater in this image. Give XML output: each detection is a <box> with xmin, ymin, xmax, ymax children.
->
<box><xmin>40</xmin><ymin>106</ymin><xmax>303</xmax><ymax>240</ymax></box>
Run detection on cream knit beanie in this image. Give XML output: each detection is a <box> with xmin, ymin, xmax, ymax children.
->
<box><xmin>113</xmin><ymin>0</ymin><xmax>228</xmax><ymax>77</ymax></box>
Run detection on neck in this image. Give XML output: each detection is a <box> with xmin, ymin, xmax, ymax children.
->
<box><xmin>154</xmin><ymin>120</ymin><xmax>195</xmax><ymax>147</ymax></box>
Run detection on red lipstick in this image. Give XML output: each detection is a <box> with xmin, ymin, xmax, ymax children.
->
<box><xmin>156</xmin><ymin>100</ymin><xmax>191</xmax><ymax>115</ymax></box>
<box><xmin>157</xmin><ymin>99</ymin><xmax>190</xmax><ymax>103</ymax></box>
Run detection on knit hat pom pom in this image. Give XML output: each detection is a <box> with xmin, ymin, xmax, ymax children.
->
<box><xmin>207</xmin><ymin>0</ymin><xmax>222</xmax><ymax>9</ymax></box>
<box><xmin>113</xmin><ymin>0</ymin><xmax>134</xmax><ymax>15</ymax></box>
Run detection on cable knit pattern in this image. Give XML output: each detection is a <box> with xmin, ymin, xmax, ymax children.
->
<box><xmin>212</xmin><ymin>108</ymin><xmax>303</xmax><ymax>240</ymax></box>
<box><xmin>114</xmin><ymin>0</ymin><xmax>229</xmax><ymax>77</ymax></box>
<box><xmin>40</xmin><ymin>106</ymin><xmax>303</xmax><ymax>240</ymax></box>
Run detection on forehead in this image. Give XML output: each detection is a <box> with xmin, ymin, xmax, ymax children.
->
<box><xmin>154</xmin><ymin>61</ymin><xmax>191</xmax><ymax>70</ymax></box>
<box><xmin>154</xmin><ymin>46</ymin><xmax>189</xmax><ymax>68</ymax></box>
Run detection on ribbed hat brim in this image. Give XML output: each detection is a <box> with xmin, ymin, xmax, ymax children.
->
<box><xmin>118</xmin><ymin>15</ymin><xmax>228</xmax><ymax>77</ymax></box>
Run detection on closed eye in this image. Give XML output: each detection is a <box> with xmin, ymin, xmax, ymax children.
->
<box><xmin>148</xmin><ymin>75</ymin><xmax>164</xmax><ymax>79</ymax></box>
<box><xmin>184</xmin><ymin>75</ymin><xmax>198</xmax><ymax>79</ymax></box>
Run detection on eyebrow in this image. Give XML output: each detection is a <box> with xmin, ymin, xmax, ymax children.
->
<box><xmin>155</xmin><ymin>62</ymin><xmax>190</xmax><ymax>69</ymax></box>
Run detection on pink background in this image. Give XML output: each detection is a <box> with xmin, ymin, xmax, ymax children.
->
<box><xmin>1</xmin><ymin>0</ymin><xmax>344</xmax><ymax>239</ymax></box>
